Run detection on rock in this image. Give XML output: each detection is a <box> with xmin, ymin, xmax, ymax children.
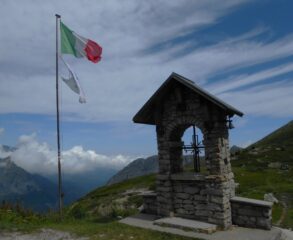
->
<box><xmin>264</xmin><ymin>193</ymin><xmax>278</xmax><ymax>204</ymax></box>
<box><xmin>268</xmin><ymin>162</ymin><xmax>281</xmax><ymax>169</ymax></box>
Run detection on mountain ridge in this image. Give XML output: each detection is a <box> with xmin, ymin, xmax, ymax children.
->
<box><xmin>0</xmin><ymin>157</ymin><xmax>58</xmax><ymax>212</ymax></box>
<box><xmin>107</xmin><ymin>155</ymin><xmax>158</xmax><ymax>185</ymax></box>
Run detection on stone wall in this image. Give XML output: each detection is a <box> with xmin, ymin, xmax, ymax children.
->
<box><xmin>171</xmin><ymin>174</ymin><xmax>207</xmax><ymax>221</ymax></box>
<box><xmin>230</xmin><ymin>197</ymin><xmax>272</xmax><ymax>230</ymax></box>
<box><xmin>142</xmin><ymin>192</ymin><xmax>158</xmax><ymax>215</ymax></box>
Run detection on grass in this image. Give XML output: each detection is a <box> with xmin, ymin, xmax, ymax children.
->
<box><xmin>232</xmin><ymin>166</ymin><xmax>293</xmax><ymax>226</ymax></box>
<box><xmin>1</xmin><ymin>118</ymin><xmax>293</xmax><ymax>237</ymax></box>
<box><xmin>68</xmin><ymin>174</ymin><xmax>156</xmax><ymax>220</ymax></box>
<box><xmin>0</xmin><ymin>208</ymin><xmax>198</xmax><ymax>240</ymax></box>
<box><xmin>1</xmin><ymin>163</ymin><xmax>291</xmax><ymax>237</ymax></box>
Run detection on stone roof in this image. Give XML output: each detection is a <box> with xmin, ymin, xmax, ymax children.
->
<box><xmin>133</xmin><ymin>72</ymin><xmax>244</xmax><ymax>125</ymax></box>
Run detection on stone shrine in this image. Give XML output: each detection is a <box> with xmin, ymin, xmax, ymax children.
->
<box><xmin>133</xmin><ymin>73</ymin><xmax>272</xmax><ymax>230</ymax></box>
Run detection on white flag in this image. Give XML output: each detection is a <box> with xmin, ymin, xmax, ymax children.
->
<box><xmin>60</xmin><ymin>57</ymin><xmax>86</xmax><ymax>103</ymax></box>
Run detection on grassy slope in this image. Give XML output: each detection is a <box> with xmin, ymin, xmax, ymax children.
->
<box><xmin>253</xmin><ymin>120</ymin><xmax>293</xmax><ymax>147</ymax></box>
<box><xmin>69</xmin><ymin>121</ymin><xmax>293</xmax><ymax>228</ymax></box>
<box><xmin>231</xmin><ymin>120</ymin><xmax>293</xmax><ymax>228</ymax></box>
<box><xmin>68</xmin><ymin>174</ymin><xmax>156</xmax><ymax>220</ymax></box>
<box><xmin>1</xmin><ymin>121</ymin><xmax>293</xmax><ymax>236</ymax></box>
<box><xmin>69</xmin><ymin>169</ymin><xmax>292</xmax><ymax>228</ymax></box>
<box><xmin>0</xmin><ymin>207</ymin><xmax>196</xmax><ymax>240</ymax></box>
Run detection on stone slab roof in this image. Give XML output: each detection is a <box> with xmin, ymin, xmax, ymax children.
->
<box><xmin>133</xmin><ymin>72</ymin><xmax>244</xmax><ymax>125</ymax></box>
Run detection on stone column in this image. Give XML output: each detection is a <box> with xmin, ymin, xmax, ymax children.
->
<box><xmin>156</xmin><ymin>127</ymin><xmax>177</xmax><ymax>217</ymax></box>
<box><xmin>203</xmin><ymin>121</ymin><xmax>235</xmax><ymax>229</ymax></box>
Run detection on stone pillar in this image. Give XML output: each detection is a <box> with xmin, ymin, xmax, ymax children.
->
<box><xmin>156</xmin><ymin>174</ymin><xmax>174</xmax><ymax>216</ymax></box>
<box><xmin>203</xmin><ymin>121</ymin><xmax>235</xmax><ymax>229</ymax></box>
<box><xmin>206</xmin><ymin>175</ymin><xmax>232</xmax><ymax>229</ymax></box>
<box><xmin>204</xmin><ymin>122</ymin><xmax>235</xmax><ymax>198</ymax></box>
<box><xmin>156</xmin><ymin>126</ymin><xmax>178</xmax><ymax>217</ymax></box>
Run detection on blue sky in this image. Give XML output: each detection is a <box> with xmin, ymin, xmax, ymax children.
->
<box><xmin>0</xmin><ymin>0</ymin><xmax>292</xmax><ymax>175</ymax></box>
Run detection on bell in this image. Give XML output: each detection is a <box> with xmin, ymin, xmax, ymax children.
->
<box><xmin>228</xmin><ymin>119</ymin><xmax>234</xmax><ymax>129</ymax></box>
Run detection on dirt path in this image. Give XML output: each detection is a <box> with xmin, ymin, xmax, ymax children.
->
<box><xmin>276</xmin><ymin>201</ymin><xmax>288</xmax><ymax>226</ymax></box>
<box><xmin>0</xmin><ymin>228</ymin><xmax>89</xmax><ymax>240</ymax></box>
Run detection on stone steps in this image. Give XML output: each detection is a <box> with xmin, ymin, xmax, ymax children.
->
<box><xmin>154</xmin><ymin>217</ymin><xmax>217</xmax><ymax>234</ymax></box>
<box><xmin>120</xmin><ymin>214</ymin><xmax>283</xmax><ymax>240</ymax></box>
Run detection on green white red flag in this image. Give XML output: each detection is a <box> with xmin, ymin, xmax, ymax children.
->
<box><xmin>60</xmin><ymin>22</ymin><xmax>102</xmax><ymax>63</ymax></box>
<box><xmin>59</xmin><ymin>21</ymin><xmax>102</xmax><ymax>103</ymax></box>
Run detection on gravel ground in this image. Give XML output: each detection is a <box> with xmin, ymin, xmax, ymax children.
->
<box><xmin>0</xmin><ymin>227</ymin><xmax>292</xmax><ymax>240</ymax></box>
<box><xmin>279</xmin><ymin>228</ymin><xmax>293</xmax><ymax>240</ymax></box>
<box><xmin>0</xmin><ymin>229</ymin><xmax>89</xmax><ymax>240</ymax></box>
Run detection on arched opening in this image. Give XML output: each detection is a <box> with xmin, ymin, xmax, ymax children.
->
<box><xmin>168</xmin><ymin>123</ymin><xmax>206</xmax><ymax>175</ymax></box>
<box><xmin>182</xmin><ymin>125</ymin><xmax>206</xmax><ymax>173</ymax></box>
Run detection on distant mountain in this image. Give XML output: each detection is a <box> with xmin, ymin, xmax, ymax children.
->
<box><xmin>0</xmin><ymin>144</ymin><xmax>114</xmax><ymax>208</ymax></box>
<box><xmin>230</xmin><ymin>145</ymin><xmax>243</xmax><ymax>155</ymax></box>
<box><xmin>0</xmin><ymin>145</ymin><xmax>17</xmax><ymax>152</ymax></box>
<box><xmin>106</xmin><ymin>145</ymin><xmax>243</xmax><ymax>185</ymax></box>
<box><xmin>0</xmin><ymin>157</ymin><xmax>58</xmax><ymax>212</ymax></box>
<box><xmin>232</xmin><ymin>120</ymin><xmax>293</xmax><ymax>169</ymax></box>
<box><xmin>107</xmin><ymin>155</ymin><xmax>158</xmax><ymax>185</ymax></box>
<box><xmin>48</xmin><ymin>168</ymin><xmax>117</xmax><ymax>202</ymax></box>
<box><xmin>251</xmin><ymin>120</ymin><xmax>293</xmax><ymax>148</ymax></box>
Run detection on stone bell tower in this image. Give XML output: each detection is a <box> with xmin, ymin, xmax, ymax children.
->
<box><xmin>133</xmin><ymin>73</ymin><xmax>273</xmax><ymax>230</ymax></box>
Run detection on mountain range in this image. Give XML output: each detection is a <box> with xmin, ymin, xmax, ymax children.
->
<box><xmin>0</xmin><ymin>143</ymin><xmax>120</xmax><ymax>212</ymax></box>
<box><xmin>1</xmin><ymin>120</ymin><xmax>292</xmax><ymax>212</ymax></box>
<box><xmin>107</xmin><ymin>120</ymin><xmax>293</xmax><ymax>185</ymax></box>
<box><xmin>0</xmin><ymin>155</ymin><xmax>115</xmax><ymax>212</ymax></box>
<box><xmin>107</xmin><ymin>146</ymin><xmax>243</xmax><ymax>185</ymax></box>
<box><xmin>0</xmin><ymin>157</ymin><xmax>57</xmax><ymax>212</ymax></box>
<box><xmin>107</xmin><ymin>155</ymin><xmax>158</xmax><ymax>185</ymax></box>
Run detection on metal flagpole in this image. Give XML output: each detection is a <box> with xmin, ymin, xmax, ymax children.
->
<box><xmin>55</xmin><ymin>13</ymin><xmax>63</xmax><ymax>218</ymax></box>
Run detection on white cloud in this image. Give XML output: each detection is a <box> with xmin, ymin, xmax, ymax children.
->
<box><xmin>207</xmin><ymin>62</ymin><xmax>293</xmax><ymax>94</ymax></box>
<box><xmin>0</xmin><ymin>0</ymin><xmax>292</xmax><ymax>122</ymax></box>
<box><xmin>0</xmin><ymin>128</ymin><xmax>4</xmax><ymax>135</ymax></box>
<box><xmin>219</xmin><ymin>80</ymin><xmax>293</xmax><ymax>117</ymax></box>
<box><xmin>0</xmin><ymin>0</ymin><xmax>249</xmax><ymax>119</ymax></box>
<box><xmin>10</xmin><ymin>133</ymin><xmax>134</xmax><ymax>175</ymax></box>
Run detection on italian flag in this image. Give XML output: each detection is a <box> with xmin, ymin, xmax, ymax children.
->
<box><xmin>60</xmin><ymin>22</ymin><xmax>102</xmax><ymax>63</ymax></box>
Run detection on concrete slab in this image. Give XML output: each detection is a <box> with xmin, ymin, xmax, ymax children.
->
<box><xmin>154</xmin><ymin>217</ymin><xmax>217</xmax><ymax>234</ymax></box>
<box><xmin>120</xmin><ymin>214</ymin><xmax>282</xmax><ymax>240</ymax></box>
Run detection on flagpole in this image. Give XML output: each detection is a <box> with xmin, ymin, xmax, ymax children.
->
<box><xmin>55</xmin><ymin>13</ymin><xmax>63</xmax><ymax>218</ymax></box>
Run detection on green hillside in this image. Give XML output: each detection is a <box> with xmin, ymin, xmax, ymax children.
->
<box><xmin>253</xmin><ymin>120</ymin><xmax>293</xmax><ymax>147</ymax></box>
<box><xmin>232</xmin><ymin>120</ymin><xmax>293</xmax><ymax>228</ymax></box>
<box><xmin>1</xmin><ymin>120</ymin><xmax>292</xmax><ymax>238</ymax></box>
<box><xmin>68</xmin><ymin>174</ymin><xmax>156</xmax><ymax>220</ymax></box>
<box><xmin>1</xmin><ymin>174</ymin><xmax>196</xmax><ymax>240</ymax></box>
<box><xmin>68</xmin><ymin>120</ymin><xmax>293</xmax><ymax>229</ymax></box>
<box><xmin>232</xmin><ymin>121</ymin><xmax>293</xmax><ymax>170</ymax></box>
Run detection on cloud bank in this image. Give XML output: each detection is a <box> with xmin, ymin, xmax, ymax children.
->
<box><xmin>5</xmin><ymin>133</ymin><xmax>134</xmax><ymax>175</ymax></box>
